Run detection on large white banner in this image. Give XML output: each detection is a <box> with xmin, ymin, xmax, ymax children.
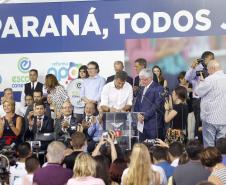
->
<box><xmin>0</xmin><ymin>50</ymin><xmax>124</xmax><ymax>92</ymax></box>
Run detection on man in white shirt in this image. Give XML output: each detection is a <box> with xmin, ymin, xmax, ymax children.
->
<box><xmin>9</xmin><ymin>142</ymin><xmax>31</xmax><ymax>185</ymax></box>
<box><xmin>196</xmin><ymin>60</ymin><xmax>226</xmax><ymax>147</ymax></box>
<box><xmin>100</xmin><ymin>71</ymin><xmax>133</xmax><ymax>112</ymax></box>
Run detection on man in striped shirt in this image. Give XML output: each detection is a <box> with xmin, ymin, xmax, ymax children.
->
<box><xmin>196</xmin><ymin>60</ymin><xmax>226</xmax><ymax>147</ymax></box>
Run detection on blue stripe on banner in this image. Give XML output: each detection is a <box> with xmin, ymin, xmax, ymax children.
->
<box><xmin>0</xmin><ymin>0</ymin><xmax>226</xmax><ymax>54</ymax></box>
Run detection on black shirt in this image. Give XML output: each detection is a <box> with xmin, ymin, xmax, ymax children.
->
<box><xmin>63</xmin><ymin>151</ymin><xmax>82</xmax><ymax>169</ymax></box>
<box><xmin>171</xmin><ymin>103</ymin><xmax>188</xmax><ymax>130</ymax></box>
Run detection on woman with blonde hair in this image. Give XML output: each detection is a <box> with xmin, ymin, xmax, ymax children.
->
<box><xmin>0</xmin><ymin>99</ymin><xmax>23</xmax><ymax>145</ymax></box>
<box><xmin>121</xmin><ymin>143</ymin><xmax>160</xmax><ymax>185</ymax></box>
<box><xmin>67</xmin><ymin>152</ymin><xmax>105</xmax><ymax>185</ymax></box>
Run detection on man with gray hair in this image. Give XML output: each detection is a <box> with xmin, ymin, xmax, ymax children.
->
<box><xmin>134</xmin><ymin>68</ymin><xmax>164</xmax><ymax>141</ymax></box>
<box><xmin>196</xmin><ymin>60</ymin><xmax>226</xmax><ymax>147</ymax></box>
<box><xmin>106</xmin><ymin>60</ymin><xmax>133</xmax><ymax>86</ymax></box>
<box><xmin>33</xmin><ymin>141</ymin><xmax>73</xmax><ymax>185</ymax></box>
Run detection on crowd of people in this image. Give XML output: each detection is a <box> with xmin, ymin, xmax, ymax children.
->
<box><xmin>0</xmin><ymin>51</ymin><xmax>226</xmax><ymax>185</ymax></box>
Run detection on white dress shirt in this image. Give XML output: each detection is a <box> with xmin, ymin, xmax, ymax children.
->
<box><xmin>100</xmin><ymin>81</ymin><xmax>133</xmax><ymax>110</ymax></box>
<box><xmin>195</xmin><ymin>70</ymin><xmax>226</xmax><ymax>125</ymax></box>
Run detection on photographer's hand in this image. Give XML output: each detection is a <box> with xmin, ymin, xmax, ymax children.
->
<box><xmin>137</xmin><ymin>113</ymin><xmax>144</xmax><ymax>123</ymax></box>
<box><xmin>154</xmin><ymin>138</ymin><xmax>169</xmax><ymax>148</ymax></box>
<box><xmin>191</xmin><ymin>60</ymin><xmax>199</xmax><ymax>69</ymax></box>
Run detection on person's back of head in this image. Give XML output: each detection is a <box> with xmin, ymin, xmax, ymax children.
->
<box><xmin>17</xmin><ymin>142</ymin><xmax>31</xmax><ymax>159</ymax></box>
<box><xmin>25</xmin><ymin>156</ymin><xmax>40</xmax><ymax>174</ymax></box>
<box><xmin>197</xmin><ymin>181</ymin><xmax>215</xmax><ymax>185</ymax></box>
<box><xmin>169</xmin><ymin>142</ymin><xmax>184</xmax><ymax>159</ymax></box>
<box><xmin>185</xmin><ymin>140</ymin><xmax>203</xmax><ymax>160</ymax></box>
<box><xmin>216</xmin><ymin>138</ymin><xmax>226</xmax><ymax>155</ymax></box>
<box><xmin>46</xmin><ymin>141</ymin><xmax>66</xmax><ymax>164</ymax></box>
<box><xmin>74</xmin><ymin>152</ymin><xmax>96</xmax><ymax>177</ymax></box>
<box><xmin>152</xmin><ymin>146</ymin><xmax>168</xmax><ymax>162</ymax></box>
<box><xmin>70</xmin><ymin>132</ymin><xmax>86</xmax><ymax>150</ymax></box>
<box><xmin>109</xmin><ymin>158</ymin><xmax>127</xmax><ymax>184</ymax></box>
<box><xmin>200</xmin><ymin>147</ymin><xmax>222</xmax><ymax>168</ymax></box>
<box><xmin>93</xmin><ymin>155</ymin><xmax>111</xmax><ymax>185</ymax></box>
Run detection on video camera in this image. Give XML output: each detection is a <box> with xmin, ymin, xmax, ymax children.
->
<box><xmin>195</xmin><ymin>58</ymin><xmax>209</xmax><ymax>78</ymax></box>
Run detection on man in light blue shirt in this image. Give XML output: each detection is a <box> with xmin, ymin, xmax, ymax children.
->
<box><xmin>185</xmin><ymin>51</ymin><xmax>214</xmax><ymax>140</ymax></box>
<box><xmin>196</xmin><ymin>60</ymin><xmax>226</xmax><ymax>147</ymax></box>
<box><xmin>81</xmin><ymin>61</ymin><xmax>106</xmax><ymax>104</ymax></box>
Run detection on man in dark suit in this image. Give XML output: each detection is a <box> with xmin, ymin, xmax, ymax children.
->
<box><xmin>24</xmin><ymin>101</ymin><xmax>54</xmax><ymax>141</ymax></box>
<box><xmin>133</xmin><ymin>58</ymin><xmax>147</xmax><ymax>95</ymax></box>
<box><xmin>134</xmin><ymin>68</ymin><xmax>164</xmax><ymax>141</ymax></box>
<box><xmin>106</xmin><ymin>61</ymin><xmax>133</xmax><ymax>86</ymax></box>
<box><xmin>54</xmin><ymin>101</ymin><xmax>78</xmax><ymax>140</ymax></box>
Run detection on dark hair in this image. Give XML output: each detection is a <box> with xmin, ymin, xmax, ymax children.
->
<box><xmin>114</xmin><ymin>71</ymin><xmax>128</xmax><ymax>81</ymax></box>
<box><xmin>177</xmin><ymin>71</ymin><xmax>186</xmax><ymax>82</ymax></box>
<box><xmin>78</xmin><ymin>65</ymin><xmax>89</xmax><ymax>78</ymax></box>
<box><xmin>216</xmin><ymin>137</ymin><xmax>226</xmax><ymax>155</ymax></box>
<box><xmin>201</xmin><ymin>51</ymin><xmax>214</xmax><ymax>60</ymax></box>
<box><xmin>45</xmin><ymin>74</ymin><xmax>60</xmax><ymax>89</ymax></box>
<box><xmin>178</xmin><ymin>152</ymin><xmax>189</xmax><ymax>165</ymax></box>
<box><xmin>25</xmin><ymin>94</ymin><xmax>33</xmax><ymax>100</ymax></box>
<box><xmin>134</xmin><ymin>58</ymin><xmax>147</xmax><ymax>68</ymax></box>
<box><xmin>93</xmin><ymin>155</ymin><xmax>111</xmax><ymax>185</ymax></box>
<box><xmin>33</xmin><ymin>90</ymin><xmax>43</xmax><ymax>97</ymax></box>
<box><xmin>200</xmin><ymin>147</ymin><xmax>222</xmax><ymax>167</ymax></box>
<box><xmin>168</xmin><ymin>142</ymin><xmax>184</xmax><ymax>158</ymax></box>
<box><xmin>25</xmin><ymin>156</ymin><xmax>40</xmax><ymax>173</ymax></box>
<box><xmin>152</xmin><ymin>146</ymin><xmax>168</xmax><ymax>161</ymax></box>
<box><xmin>185</xmin><ymin>140</ymin><xmax>203</xmax><ymax>160</ymax></box>
<box><xmin>152</xmin><ymin>65</ymin><xmax>165</xmax><ymax>86</ymax></box>
<box><xmin>17</xmin><ymin>142</ymin><xmax>31</xmax><ymax>158</ymax></box>
<box><xmin>109</xmin><ymin>158</ymin><xmax>127</xmax><ymax>183</ymax></box>
<box><xmin>197</xmin><ymin>181</ymin><xmax>215</xmax><ymax>185</ymax></box>
<box><xmin>88</xmin><ymin>61</ymin><xmax>100</xmax><ymax>73</ymax></box>
<box><xmin>71</xmin><ymin>132</ymin><xmax>86</xmax><ymax>149</ymax></box>
<box><xmin>34</xmin><ymin>100</ymin><xmax>45</xmax><ymax>108</ymax></box>
<box><xmin>29</xmin><ymin>69</ymin><xmax>38</xmax><ymax>76</ymax></box>
<box><xmin>174</xmin><ymin>86</ymin><xmax>187</xmax><ymax>102</ymax></box>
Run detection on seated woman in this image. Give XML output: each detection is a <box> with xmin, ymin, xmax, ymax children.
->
<box><xmin>164</xmin><ymin>86</ymin><xmax>188</xmax><ymax>144</ymax></box>
<box><xmin>0</xmin><ymin>99</ymin><xmax>23</xmax><ymax>145</ymax></box>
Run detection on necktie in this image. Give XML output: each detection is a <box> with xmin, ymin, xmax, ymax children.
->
<box><xmin>31</xmin><ymin>82</ymin><xmax>35</xmax><ymax>91</ymax></box>
<box><xmin>37</xmin><ymin>117</ymin><xmax>42</xmax><ymax>131</ymax></box>
<box><xmin>141</xmin><ymin>87</ymin><xmax>147</xmax><ymax>102</ymax></box>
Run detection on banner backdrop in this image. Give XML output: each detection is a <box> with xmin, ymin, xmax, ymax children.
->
<box><xmin>0</xmin><ymin>0</ymin><xmax>226</xmax><ymax>100</ymax></box>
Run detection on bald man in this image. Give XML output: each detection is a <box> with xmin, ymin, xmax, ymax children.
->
<box><xmin>196</xmin><ymin>60</ymin><xmax>226</xmax><ymax>147</ymax></box>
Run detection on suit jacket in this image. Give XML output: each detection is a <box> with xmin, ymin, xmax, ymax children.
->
<box><xmin>134</xmin><ymin>81</ymin><xmax>164</xmax><ymax>135</ymax></box>
<box><xmin>24</xmin><ymin>115</ymin><xmax>54</xmax><ymax>141</ymax></box>
<box><xmin>54</xmin><ymin>116</ymin><xmax>78</xmax><ymax>139</ymax></box>
<box><xmin>106</xmin><ymin>74</ymin><xmax>133</xmax><ymax>86</ymax></box>
<box><xmin>134</xmin><ymin>76</ymin><xmax>139</xmax><ymax>87</ymax></box>
<box><xmin>24</xmin><ymin>81</ymin><xmax>43</xmax><ymax>96</ymax></box>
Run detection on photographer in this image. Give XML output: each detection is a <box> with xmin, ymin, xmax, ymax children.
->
<box><xmin>164</xmin><ymin>86</ymin><xmax>188</xmax><ymax>144</ymax></box>
<box><xmin>185</xmin><ymin>51</ymin><xmax>214</xmax><ymax>140</ymax></box>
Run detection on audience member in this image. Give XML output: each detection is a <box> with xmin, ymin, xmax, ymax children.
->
<box><xmin>9</xmin><ymin>142</ymin><xmax>31</xmax><ymax>185</ymax></box>
<box><xmin>45</xmin><ymin>73</ymin><xmax>69</xmax><ymax>113</ymax></box>
<box><xmin>196</xmin><ymin>60</ymin><xmax>226</xmax><ymax>147</ymax></box>
<box><xmin>54</xmin><ymin>101</ymin><xmax>78</xmax><ymax>140</ymax></box>
<box><xmin>200</xmin><ymin>147</ymin><xmax>226</xmax><ymax>185</ymax></box>
<box><xmin>94</xmin><ymin>155</ymin><xmax>111</xmax><ymax>185</ymax></box>
<box><xmin>168</xmin><ymin>142</ymin><xmax>184</xmax><ymax>167</ymax></box>
<box><xmin>216</xmin><ymin>137</ymin><xmax>226</xmax><ymax>165</ymax></box>
<box><xmin>24</xmin><ymin>101</ymin><xmax>54</xmax><ymax>142</ymax></box>
<box><xmin>63</xmin><ymin>132</ymin><xmax>87</xmax><ymax>170</ymax></box>
<box><xmin>152</xmin><ymin>65</ymin><xmax>168</xmax><ymax>88</ymax></box>
<box><xmin>121</xmin><ymin>143</ymin><xmax>160</xmax><ymax>185</ymax></box>
<box><xmin>100</xmin><ymin>71</ymin><xmax>133</xmax><ymax>112</ymax></box>
<box><xmin>0</xmin><ymin>99</ymin><xmax>23</xmax><ymax>145</ymax></box>
<box><xmin>22</xmin><ymin>156</ymin><xmax>40</xmax><ymax>185</ymax></box>
<box><xmin>134</xmin><ymin>68</ymin><xmax>164</xmax><ymax>141</ymax></box>
<box><xmin>109</xmin><ymin>158</ymin><xmax>127</xmax><ymax>185</ymax></box>
<box><xmin>81</xmin><ymin>61</ymin><xmax>105</xmax><ymax>105</ymax></box>
<box><xmin>152</xmin><ymin>146</ymin><xmax>175</xmax><ymax>180</ymax></box>
<box><xmin>33</xmin><ymin>141</ymin><xmax>73</xmax><ymax>185</ymax></box>
<box><xmin>173</xmin><ymin>140</ymin><xmax>210</xmax><ymax>185</ymax></box>
<box><xmin>67</xmin><ymin>153</ymin><xmax>105</xmax><ymax>185</ymax></box>
<box><xmin>21</xmin><ymin>69</ymin><xmax>44</xmax><ymax>105</ymax></box>
<box><xmin>67</xmin><ymin>65</ymin><xmax>89</xmax><ymax>120</ymax></box>
<box><xmin>107</xmin><ymin>61</ymin><xmax>133</xmax><ymax>86</ymax></box>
